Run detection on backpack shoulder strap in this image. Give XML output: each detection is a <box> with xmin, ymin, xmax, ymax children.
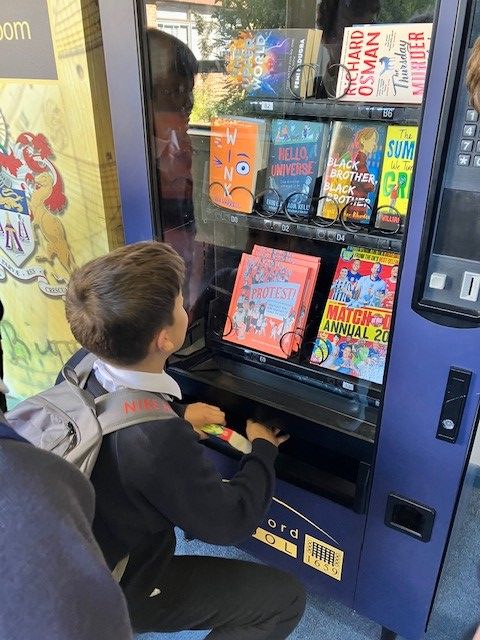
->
<box><xmin>71</xmin><ymin>352</ymin><xmax>98</xmax><ymax>387</ymax></box>
<box><xmin>95</xmin><ymin>389</ymin><xmax>178</xmax><ymax>435</ymax></box>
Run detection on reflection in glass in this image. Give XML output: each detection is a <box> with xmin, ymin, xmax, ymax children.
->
<box><xmin>146</xmin><ymin>28</ymin><xmax>204</xmax><ymax>315</ymax></box>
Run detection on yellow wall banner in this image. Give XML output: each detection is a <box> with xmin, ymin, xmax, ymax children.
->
<box><xmin>0</xmin><ymin>0</ymin><xmax>123</xmax><ymax>401</ymax></box>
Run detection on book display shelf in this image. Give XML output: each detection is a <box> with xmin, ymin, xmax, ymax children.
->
<box><xmin>150</xmin><ymin>13</ymin><xmax>435</xmax><ymax>503</ymax></box>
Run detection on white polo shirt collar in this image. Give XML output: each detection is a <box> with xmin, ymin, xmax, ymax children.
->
<box><xmin>93</xmin><ymin>359</ymin><xmax>182</xmax><ymax>400</ymax></box>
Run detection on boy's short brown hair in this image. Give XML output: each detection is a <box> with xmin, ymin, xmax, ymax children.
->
<box><xmin>65</xmin><ymin>241</ymin><xmax>185</xmax><ymax>365</ymax></box>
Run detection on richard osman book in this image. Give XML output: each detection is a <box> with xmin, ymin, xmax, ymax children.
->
<box><xmin>336</xmin><ymin>23</ymin><xmax>432</xmax><ymax>104</ymax></box>
<box><xmin>310</xmin><ymin>245</ymin><xmax>399</xmax><ymax>384</ymax></box>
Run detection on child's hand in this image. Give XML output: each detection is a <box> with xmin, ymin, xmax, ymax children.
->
<box><xmin>184</xmin><ymin>402</ymin><xmax>226</xmax><ymax>438</ymax></box>
<box><xmin>246</xmin><ymin>419</ymin><xmax>289</xmax><ymax>448</ymax></box>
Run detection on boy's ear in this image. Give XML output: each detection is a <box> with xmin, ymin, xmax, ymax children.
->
<box><xmin>153</xmin><ymin>328</ymin><xmax>174</xmax><ymax>354</ymax></box>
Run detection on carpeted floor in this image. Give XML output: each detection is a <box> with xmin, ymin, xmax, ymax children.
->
<box><xmin>137</xmin><ymin>477</ymin><xmax>480</xmax><ymax>640</ymax></box>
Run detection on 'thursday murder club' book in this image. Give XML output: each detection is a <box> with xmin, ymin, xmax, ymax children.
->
<box><xmin>310</xmin><ymin>246</ymin><xmax>400</xmax><ymax>384</ymax></box>
<box><xmin>209</xmin><ymin>116</ymin><xmax>268</xmax><ymax>213</ymax></box>
<box><xmin>375</xmin><ymin>125</ymin><xmax>418</xmax><ymax>230</ymax></box>
<box><xmin>224</xmin><ymin>252</ymin><xmax>310</xmax><ymax>359</ymax></box>
<box><xmin>226</xmin><ymin>29</ymin><xmax>322</xmax><ymax>99</ymax></box>
<box><xmin>264</xmin><ymin>119</ymin><xmax>326</xmax><ymax>217</ymax></box>
<box><xmin>318</xmin><ymin>121</ymin><xmax>387</xmax><ymax>224</ymax></box>
<box><xmin>336</xmin><ymin>23</ymin><xmax>432</xmax><ymax>104</ymax></box>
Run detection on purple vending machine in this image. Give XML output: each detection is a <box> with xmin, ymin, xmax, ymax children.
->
<box><xmin>99</xmin><ymin>0</ymin><xmax>479</xmax><ymax>638</ymax></box>
<box><xmin>356</xmin><ymin>1</ymin><xmax>480</xmax><ymax>638</ymax></box>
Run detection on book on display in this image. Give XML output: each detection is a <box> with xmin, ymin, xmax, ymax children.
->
<box><xmin>317</xmin><ymin>121</ymin><xmax>387</xmax><ymax>225</ymax></box>
<box><xmin>226</xmin><ymin>29</ymin><xmax>323</xmax><ymax>100</ymax></box>
<box><xmin>252</xmin><ymin>245</ymin><xmax>321</xmax><ymax>350</ymax></box>
<box><xmin>263</xmin><ymin>119</ymin><xmax>327</xmax><ymax>218</ymax></box>
<box><xmin>375</xmin><ymin>125</ymin><xmax>418</xmax><ymax>230</ymax></box>
<box><xmin>310</xmin><ymin>245</ymin><xmax>400</xmax><ymax>384</ymax></box>
<box><xmin>223</xmin><ymin>249</ymin><xmax>313</xmax><ymax>359</ymax></box>
<box><xmin>209</xmin><ymin>116</ymin><xmax>268</xmax><ymax>213</ymax></box>
<box><xmin>336</xmin><ymin>23</ymin><xmax>432</xmax><ymax>104</ymax></box>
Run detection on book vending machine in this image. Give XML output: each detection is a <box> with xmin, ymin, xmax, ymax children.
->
<box><xmin>99</xmin><ymin>0</ymin><xmax>480</xmax><ymax>637</ymax></box>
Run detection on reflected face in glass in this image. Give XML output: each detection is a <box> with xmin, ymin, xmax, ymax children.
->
<box><xmin>154</xmin><ymin>79</ymin><xmax>195</xmax><ymax>117</ymax></box>
<box><xmin>147</xmin><ymin>29</ymin><xmax>198</xmax><ymax>119</ymax></box>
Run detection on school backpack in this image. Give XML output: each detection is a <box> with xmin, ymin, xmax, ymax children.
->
<box><xmin>6</xmin><ymin>352</ymin><xmax>177</xmax><ymax>477</ymax></box>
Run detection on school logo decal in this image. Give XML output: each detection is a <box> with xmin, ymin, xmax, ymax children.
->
<box><xmin>0</xmin><ymin>111</ymin><xmax>73</xmax><ymax>298</ymax></box>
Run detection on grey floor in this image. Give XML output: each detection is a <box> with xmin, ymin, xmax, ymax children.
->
<box><xmin>137</xmin><ymin>480</ymin><xmax>480</xmax><ymax>640</ymax></box>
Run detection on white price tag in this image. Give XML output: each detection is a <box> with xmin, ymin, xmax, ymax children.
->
<box><xmin>260</xmin><ymin>101</ymin><xmax>274</xmax><ymax>111</ymax></box>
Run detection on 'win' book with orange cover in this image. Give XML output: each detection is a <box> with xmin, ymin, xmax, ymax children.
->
<box><xmin>224</xmin><ymin>252</ymin><xmax>310</xmax><ymax>358</ymax></box>
<box><xmin>209</xmin><ymin>117</ymin><xmax>268</xmax><ymax>213</ymax></box>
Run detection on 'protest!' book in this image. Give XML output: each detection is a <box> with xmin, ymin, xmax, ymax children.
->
<box><xmin>224</xmin><ymin>252</ymin><xmax>310</xmax><ymax>359</ymax></box>
<box><xmin>317</xmin><ymin>121</ymin><xmax>387</xmax><ymax>224</ymax></box>
<box><xmin>310</xmin><ymin>245</ymin><xmax>400</xmax><ymax>384</ymax></box>
<box><xmin>209</xmin><ymin>116</ymin><xmax>268</xmax><ymax>213</ymax></box>
<box><xmin>375</xmin><ymin>125</ymin><xmax>418</xmax><ymax>231</ymax></box>
<box><xmin>264</xmin><ymin>119</ymin><xmax>326</xmax><ymax>218</ymax></box>
<box><xmin>252</xmin><ymin>245</ymin><xmax>321</xmax><ymax>350</ymax></box>
<box><xmin>336</xmin><ymin>23</ymin><xmax>432</xmax><ymax>104</ymax></box>
<box><xmin>226</xmin><ymin>29</ymin><xmax>322</xmax><ymax>100</ymax></box>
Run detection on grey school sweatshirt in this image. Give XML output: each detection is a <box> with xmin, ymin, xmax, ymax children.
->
<box><xmin>0</xmin><ymin>425</ymin><xmax>132</xmax><ymax>640</ymax></box>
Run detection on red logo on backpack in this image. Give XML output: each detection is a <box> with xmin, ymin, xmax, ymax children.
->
<box><xmin>123</xmin><ymin>398</ymin><xmax>163</xmax><ymax>414</ymax></box>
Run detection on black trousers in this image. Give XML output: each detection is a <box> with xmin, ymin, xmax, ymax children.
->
<box><xmin>128</xmin><ymin>555</ymin><xmax>306</xmax><ymax>639</ymax></box>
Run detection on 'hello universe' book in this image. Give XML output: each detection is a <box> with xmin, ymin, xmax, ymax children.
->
<box><xmin>264</xmin><ymin>119</ymin><xmax>326</xmax><ymax>217</ymax></box>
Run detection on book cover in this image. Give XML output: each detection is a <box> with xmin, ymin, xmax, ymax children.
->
<box><xmin>202</xmin><ymin>424</ymin><xmax>252</xmax><ymax>454</ymax></box>
<box><xmin>310</xmin><ymin>246</ymin><xmax>400</xmax><ymax>384</ymax></box>
<box><xmin>317</xmin><ymin>121</ymin><xmax>387</xmax><ymax>224</ymax></box>
<box><xmin>252</xmin><ymin>245</ymin><xmax>321</xmax><ymax>350</ymax></box>
<box><xmin>226</xmin><ymin>29</ymin><xmax>318</xmax><ymax>99</ymax></box>
<box><xmin>264</xmin><ymin>119</ymin><xmax>326</xmax><ymax>217</ymax></box>
<box><xmin>224</xmin><ymin>253</ymin><xmax>310</xmax><ymax>359</ymax></box>
<box><xmin>375</xmin><ymin>125</ymin><xmax>418</xmax><ymax>230</ymax></box>
<box><xmin>336</xmin><ymin>24</ymin><xmax>432</xmax><ymax>104</ymax></box>
<box><xmin>209</xmin><ymin>117</ymin><xmax>267</xmax><ymax>213</ymax></box>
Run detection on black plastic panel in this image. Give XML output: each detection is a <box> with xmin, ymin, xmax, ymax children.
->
<box><xmin>436</xmin><ymin>367</ymin><xmax>472</xmax><ymax>442</ymax></box>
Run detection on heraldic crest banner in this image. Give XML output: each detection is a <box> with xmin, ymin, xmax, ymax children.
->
<box><xmin>0</xmin><ymin>118</ymin><xmax>73</xmax><ymax>298</ymax></box>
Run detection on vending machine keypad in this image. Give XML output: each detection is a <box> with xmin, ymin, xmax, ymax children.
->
<box><xmin>458</xmin><ymin>108</ymin><xmax>480</xmax><ymax>167</ymax></box>
<box><xmin>418</xmin><ymin>36</ymin><xmax>480</xmax><ymax>322</ymax></box>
